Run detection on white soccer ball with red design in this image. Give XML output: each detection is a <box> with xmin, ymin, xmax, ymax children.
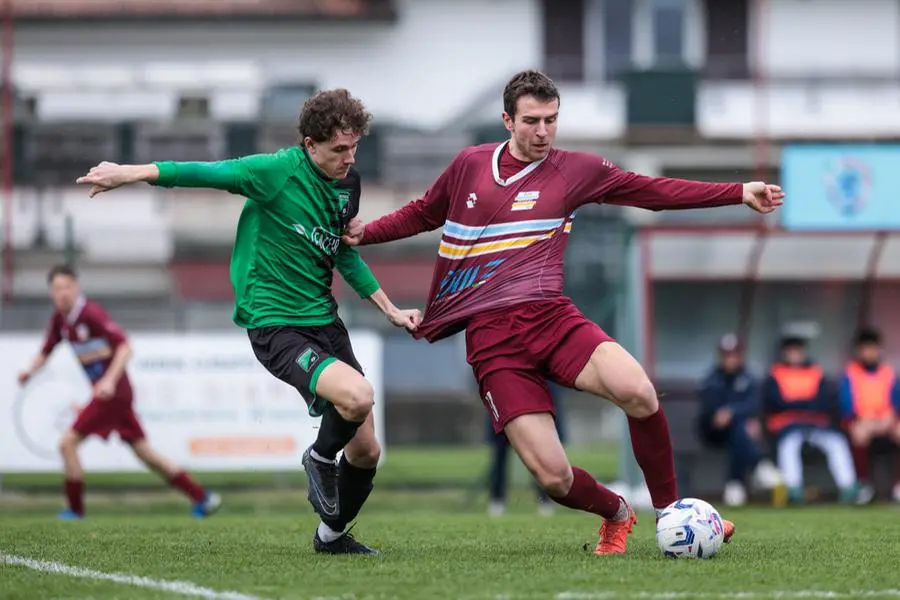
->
<box><xmin>655</xmin><ymin>498</ymin><xmax>725</xmax><ymax>559</ymax></box>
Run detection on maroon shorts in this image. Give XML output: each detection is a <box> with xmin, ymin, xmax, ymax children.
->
<box><xmin>465</xmin><ymin>297</ymin><xmax>615</xmax><ymax>433</ymax></box>
<box><xmin>72</xmin><ymin>395</ymin><xmax>145</xmax><ymax>443</ymax></box>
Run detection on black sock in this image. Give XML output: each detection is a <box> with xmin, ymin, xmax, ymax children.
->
<box><xmin>323</xmin><ymin>455</ymin><xmax>376</xmax><ymax>532</ymax></box>
<box><xmin>311</xmin><ymin>404</ymin><xmax>365</xmax><ymax>460</ymax></box>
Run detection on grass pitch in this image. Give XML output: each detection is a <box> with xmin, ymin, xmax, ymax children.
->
<box><xmin>2</xmin><ymin>446</ymin><xmax>899</xmax><ymax>599</ymax></box>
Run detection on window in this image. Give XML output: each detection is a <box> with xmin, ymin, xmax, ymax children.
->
<box><xmin>705</xmin><ymin>0</ymin><xmax>749</xmax><ymax>78</ymax></box>
<box><xmin>603</xmin><ymin>0</ymin><xmax>633</xmax><ymax>78</ymax></box>
<box><xmin>651</xmin><ymin>0</ymin><xmax>685</xmax><ymax>67</ymax></box>
<box><xmin>541</xmin><ymin>0</ymin><xmax>585</xmax><ymax>82</ymax></box>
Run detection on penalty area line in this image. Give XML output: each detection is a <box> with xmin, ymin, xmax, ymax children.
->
<box><xmin>1</xmin><ymin>552</ymin><xmax>266</xmax><ymax>600</ymax></box>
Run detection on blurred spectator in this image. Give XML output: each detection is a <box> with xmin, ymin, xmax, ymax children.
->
<box><xmin>698</xmin><ymin>333</ymin><xmax>783</xmax><ymax>507</ymax></box>
<box><xmin>763</xmin><ymin>335</ymin><xmax>859</xmax><ymax>504</ymax></box>
<box><xmin>487</xmin><ymin>383</ymin><xmax>566</xmax><ymax>517</ymax></box>
<box><xmin>838</xmin><ymin>327</ymin><xmax>900</xmax><ymax>504</ymax></box>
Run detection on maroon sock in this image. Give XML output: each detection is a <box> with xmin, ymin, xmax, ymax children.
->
<box><xmin>852</xmin><ymin>445</ymin><xmax>871</xmax><ymax>482</ymax></box>
<box><xmin>893</xmin><ymin>452</ymin><xmax>900</xmax><ymax>487</ymax></box>
<box><xmin>628</xmin><ymin>407</ymin><xmax>678</xmax><ymax>509</ymax></box>
<box><xmin>169</xmin><ymin>471</ymin><xmax>206</xmax><ymax>503</ymax></box>
<box><xmin>64</xmin><ymin>479</ymin><xmax>84</xmax><ymax>516</ymax></box>
<box><xmin>548</xmin><ymin>466</ymin><xmax>622</xmax><ymax>519</ymax></box>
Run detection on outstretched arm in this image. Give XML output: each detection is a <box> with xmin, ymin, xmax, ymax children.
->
<box><xmin>76</xmin><ymin>151</ymin><xmax>293</xmax><ymax>203</ymax></box>
<box><xmin>344</xmin><ymin>151</ymin><xmax>462</xmax><ymax>246</ymax></box>
<box><xmin>564</xmin><ymin>153</ymin><xmax>784</xmax><ymax>214</ymax></box>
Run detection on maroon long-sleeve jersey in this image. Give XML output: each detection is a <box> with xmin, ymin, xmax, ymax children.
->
<box><xmin>362</xmin><ymin>142</ymin><xmax>743</xmax><ymax>342</ymax></box>
<box><xmin>41</xmin><ymin>295</ymin><xmax>132</xmax><ymax>393</ymax></box>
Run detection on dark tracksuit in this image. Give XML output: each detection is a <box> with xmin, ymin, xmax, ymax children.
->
<box><xmin>698</xmin><ymin>366</ymin><xmax>763</xmax><ymax>483</ymax></box>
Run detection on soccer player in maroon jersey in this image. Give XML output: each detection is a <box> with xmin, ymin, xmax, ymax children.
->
<box><xmin>17</xmin><ymin>265</ymin><xmax>221</xmax><ymax>520</ymax></box>
<box><xmin>343</xmin><ymin>70</ymin><xmax>784</xmax><ymax>554</ymax></box>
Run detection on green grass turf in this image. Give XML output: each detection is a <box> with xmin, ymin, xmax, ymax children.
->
<box><xmin>0</xmin><ymin>444</ymin><xmax>619</xmax><ymax>492</ymax></box>
<box><xmin>2</xmin><ymin>493</ymin><xmax>900</xmax><ymax>600</ymax></box>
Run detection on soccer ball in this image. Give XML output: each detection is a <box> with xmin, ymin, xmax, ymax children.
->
<box><xmin>655</xmin><ymin>498</ymin><xmax>726</xmax><ymax>559</ymax></box>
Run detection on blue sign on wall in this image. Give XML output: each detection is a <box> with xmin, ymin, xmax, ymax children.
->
<box><xmin>781</xmin><ymin>145</ymin><xmax>900</xmax><ymax>230</ymax></box>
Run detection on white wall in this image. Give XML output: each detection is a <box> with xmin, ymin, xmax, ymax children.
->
<box><xmin>755</xmin><ymin>0</ymin><xmax>900</xmax><ymax>76</ymax></box>
<box><xmin>696</xmin><ymin>81</ymin><xmax>900</xmax><ymax>138</ymax></box>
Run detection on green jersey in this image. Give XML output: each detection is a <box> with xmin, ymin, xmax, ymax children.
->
<box><xmin>152</xmin><ymin>147</ymin><xmax>381</xmax><ymax>329</ymax></box>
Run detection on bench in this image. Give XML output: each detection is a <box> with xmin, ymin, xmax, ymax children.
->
<box><xmin>661</xmin><ymin>382</ymin><xmax>897</xmax><ymax>503</ymax></box>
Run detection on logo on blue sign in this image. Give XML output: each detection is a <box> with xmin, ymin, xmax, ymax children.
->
<box><xmin>823</xmin><ymin>157</ymin><xmax>871</xmax><ymax>217</ymax></box>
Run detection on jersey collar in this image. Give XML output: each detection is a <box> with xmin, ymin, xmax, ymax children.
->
<box><xmin>491</xmin><ymin>140</ymin><xmax>547</xmax><ymax>187</ymax></box>
<box><xmin>65</xmin><ymin>294</ymin><xmax>87</xmax><ymax>324</ymax></box>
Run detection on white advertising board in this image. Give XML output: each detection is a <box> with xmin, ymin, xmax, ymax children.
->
<box><xmin>0</xmin><ymin>331</ymin><xmax>384</xmax><ymax>473</ymax></box>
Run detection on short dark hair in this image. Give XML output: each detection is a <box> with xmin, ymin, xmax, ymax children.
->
<box><xmin>297</xmin><ymin>88</ymin><xmax>372</xmax><ymax>144</ymax></box>
<box><xmin>855</xmin><ymin>327</ymin><xmax>882</xmax><ymax>346</ymax></box>
<box><xmin>780</xmin><ymin>335</ymin><xmax>807</xmax><ymax>351</ymax></box>
<box><xmin>47</xmin><ymin>264</ymin><xmax>77</xmax><ymax>283</ymax></box>
<box><xmin>502</xmin><ymin>70</ymin><xmax>560</xmax><ymax>118</ymax></box>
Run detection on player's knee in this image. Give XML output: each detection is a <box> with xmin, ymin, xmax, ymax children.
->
<box><xmin>615</xmin><ymin>376</ymin><xmax>658</xmax><ymax>418</ymax></box>
<box><xmin>58</xmin><ymin>431</ymin><xmax>78</xmax><ymax>454</ymax></box>
<box><xmin>346</xmin><ymin>439</ymin><xmax>381</xmax><ymax>469</ymax></box>
<box><xmin>534</xmin><ymin>466</ymin><xmax>573</xmax><ymax>497</ymax></box>
<box><xmin>850</xmin><ymin>428</ymin><xmax>870</xmax><ymax>447</ymax></box>
<box><xmin>335</xmin><ymin>378</ymin><xmax>374</xmax><ymax>421</ymax></box>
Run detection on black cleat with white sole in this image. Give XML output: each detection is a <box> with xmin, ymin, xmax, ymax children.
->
<box><xmin>301</xmin><ymin>447</ymin><xmax>340</xmax><ymax>519</ymax></box>
<box><xmin>313</xmin><ymin>528</ymin><xmax>380</xmax><ymax>556</ymax></box>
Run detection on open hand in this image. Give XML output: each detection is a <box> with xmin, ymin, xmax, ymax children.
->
<box><xmin>742</xmin><ymin>182</ymin><xmax>784</xmax><ymax>214</ymax></box>
<box><xmin>76</xmin><ymin>162</ymin><xmax>139</xmax><ymax>197</ymax></box>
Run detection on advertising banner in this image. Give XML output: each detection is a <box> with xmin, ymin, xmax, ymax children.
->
<box><xmin>782</xmin><ymin>144</ymin><xmax>900</xmax><ymax>230</ymax></box>
<box><xmin>0</xmin><ymin>332</ymin><xmax>384</xmax><ymax>473</ymax></box>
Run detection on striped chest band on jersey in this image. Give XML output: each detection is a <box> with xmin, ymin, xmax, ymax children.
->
<box><xmin>438</xmin><ymin>217</ymin><xmax>572</xmax><ymax>259</ymax></box>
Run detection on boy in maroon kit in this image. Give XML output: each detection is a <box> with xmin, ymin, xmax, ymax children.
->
<box><xmin>344</xmin><ymin>70</ymin><xmax>784</xmax><ymax>554</ymax></box>
<box><xmin>17</xmin><ymin>265</ymin><xmax>221</xmax><ymax>520</ymax></box>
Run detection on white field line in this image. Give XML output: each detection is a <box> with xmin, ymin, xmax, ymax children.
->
<box><xmin>1</xmin><ymin>552</ymin><xmax>266</xmax><ymax>600</ymax></box>
<box><xmin>7</xmin><ymin>553</ymin><xmax>900</xmax><ymax>600</ymax></box>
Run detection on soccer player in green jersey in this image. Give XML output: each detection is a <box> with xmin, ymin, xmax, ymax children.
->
<box><xmin>76</xmin><ymin>89</ymin><xmax>421</xmax><ymax>555</ymax></box>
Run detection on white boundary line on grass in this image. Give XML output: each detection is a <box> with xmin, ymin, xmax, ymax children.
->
<box><xmin>555</xmin><ymin>591</ymin><xmax>900</xmax><ymax>599</ymax></box>
<box><xmin>1</xmin><ymin>553</ymin><xmax>266</xmax><ymax>600</ymax></box>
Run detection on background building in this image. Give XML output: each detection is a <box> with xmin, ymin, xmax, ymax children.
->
<box><xmin>1</xmin><ymin>0</ymin><xmax>898</xmax><ymax>451</ymax></box>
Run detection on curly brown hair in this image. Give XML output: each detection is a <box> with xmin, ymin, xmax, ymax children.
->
<box><xmin>502</xmin><ymin>70</ymin><xmax>560</xmax><ymax>118</ymax></box>
<box><xmin>297</xmin><ymin>88</ymin><xmax>372</xmax><ymax>144</ymax></box>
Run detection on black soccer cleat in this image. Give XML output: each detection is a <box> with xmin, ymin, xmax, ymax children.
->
<box><xmin>301</xmin><ymin>447</ymin><xmax>340</xmax><ymax>519</ymax></box>
<box><xmin>313</xmin><ymin>529</ymin><xmax>380</xmax><ymax>556</ymax></box>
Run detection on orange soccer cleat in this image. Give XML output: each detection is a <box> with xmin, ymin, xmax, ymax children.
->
<box><xmin>723</xmin><ymin>519</ymin><xmax>735</xmax><ymax>543</ymax></box>
<box><xmin>594</xmin><ymin>503</ymin><xmax>638</xmax><ymax>555</ymax></box>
